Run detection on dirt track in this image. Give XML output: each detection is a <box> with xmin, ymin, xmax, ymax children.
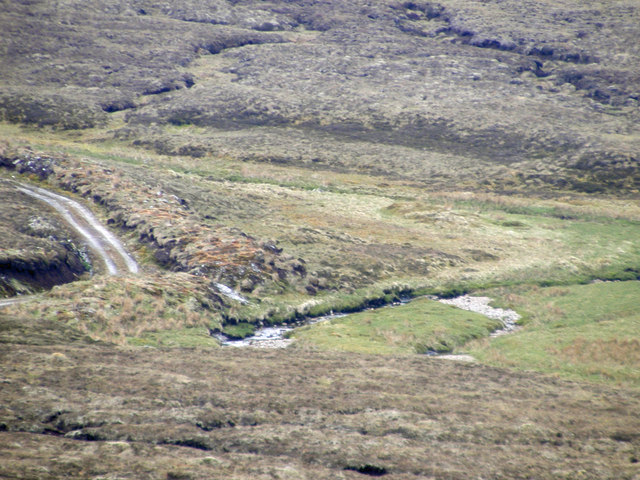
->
<box><xmin>15</xmin><ymin>183</ymin><xmax>138</xmax><ymax>275</ymax></box>
<box><xmin>0</xmin><ymin>296</ymin><xmax>33</xmax><ymax>308</ymax></box>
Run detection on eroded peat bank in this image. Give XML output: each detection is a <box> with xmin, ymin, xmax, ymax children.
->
<box><xmin>1</xmin><ymin>0</ymin><xmax>640</xmax><ymax>478</ymax></box>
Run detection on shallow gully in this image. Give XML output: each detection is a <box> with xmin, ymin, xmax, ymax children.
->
<box><xmin>215</xmin><ymin>294</ymin><xmax>521</xmax><ymax>352</ymax></box>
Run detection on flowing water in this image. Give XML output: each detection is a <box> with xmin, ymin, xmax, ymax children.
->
<box><xmin>216</xmin><ymin>295</ymin><xmax>520</xmax><ymax>349</ymax></box>
<box><xmin>215</xmin><ymin>313</ymin><xmax>347</xmax><ymax>349</ymax></box>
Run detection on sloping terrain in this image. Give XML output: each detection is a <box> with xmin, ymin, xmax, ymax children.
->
<box><xmin>0</xmin><ymin>323</ymin><xmax>639</xmax><ymax>480</ymax></box>
<box><xmin>2</xmin><ymin>136</ymin><xmax>639</xmax><ymax>341</ymax></box>
<box><xmin>0</xmin><ymin>178</ymin><xmax>89</xmax><ymax>296</ymax></box>
<box><xmin>0</xmin><ymin>0</ymin><xmax>638</xmax><ymax>192</ymax></box>
<box><xmin>15</xmin><ymin>182</ymin><xmax>139</xmax><ymax>275</ymax></box>
<box><xmin>1</xmin><ymin>0</ymin><xmax>639</xmax><ymax>302</ymax></box>
<box><xmin>1</xmin><ymin>1</ymin><xmax>640</xmax><ymax>478</ymax></box>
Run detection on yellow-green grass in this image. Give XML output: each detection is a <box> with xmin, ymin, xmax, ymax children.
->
<box><xmin>221</xmin><ymin>321</ymin><xmax>256</xmax><ymax>339</ymax></box>
<box><xmin>291</xmin><ymin>297</ymin><xmax>501</xmax><ymax>354</ymax></box>
<box><xmin>3</xmin><ymin>123</ymin><xmax>640</xmax><ymax>299</ymax></box>
<box><xmin>468</xmin><ymin>281</ymin><xmax>640</xmax><ymax>388</ymax></box>
<box><xmin>3</xmin><ymin>122</ymin><xmax>640</xmax><ymax>350</ymax></box>
<box><xmin>4</xmin><ymin>275</ymin><xmax>223</xmax><ymax>345</ymax></box>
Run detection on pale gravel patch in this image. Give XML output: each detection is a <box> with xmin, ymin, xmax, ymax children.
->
<box><xmin>217</xmin><ymin>296</ymin><xmax>521</xmax><ymax>350</ymax></box>
<box><xmin>438</xmin><ymin>295</ymin><xmax>521</xmax><ymax>337</ymax></box>
<box><xmin>433</xmin><ymin>354</ymin><xmax>476</xmax><ymax>362</ymax></box>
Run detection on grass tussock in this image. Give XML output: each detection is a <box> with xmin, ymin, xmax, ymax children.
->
<box><xmin>6</xmin><ymin>274</ymin><xmax>223</xmax><ymax>345</ymax></box>
<box><xmin>1</xmin><ymin>345</ymin><xmax>639</xmax><ymax>479</ymax></box>
<box><xmin>559</xmin><ymin>337</ymin><xmax>640</xmax><ymax>365</ymax></box>
<box><xmin>2</xmin><ymin>125</ymin><xmax>640</xmax><ymax>384</ymax></box>
<box><xmin>1</xmin><ymin>2</ymin><xmax>640</xmax><ymax>476</ymax></box>
<box><xmin>3</xmin><ymin>124</ymin><xmax>640</xmax><ymax>306</ymax></box>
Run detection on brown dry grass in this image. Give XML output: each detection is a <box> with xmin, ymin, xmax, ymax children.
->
<box><xmin>5</xmin><ymin>273</ymin><xmax>223</xmax><ymax>345</ymax></box>
<box><xmin>560</xmin><ymin>337</ymin><xmax>640</xmax><ymax>365</ymax></box>
<box><xmin>432</xmin><ymin>190</ymin><xmax>640</xmax><ymax>222</ymax></box>
<box><xmin>0</xmin><ymin>342</ymin><xmax>638</xmax><ymax>479</ymax></box>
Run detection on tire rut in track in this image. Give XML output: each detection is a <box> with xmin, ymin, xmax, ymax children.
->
<box><xmin>15</xmin><ymin>183</ymin><xmax>139</xmax><ymax>276</ymax></box>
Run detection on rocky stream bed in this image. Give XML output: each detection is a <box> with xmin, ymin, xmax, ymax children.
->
<box><xmin>215</xmin><ymin>294</ymin><xmax>521</xmax><ymax>351</ymax></box>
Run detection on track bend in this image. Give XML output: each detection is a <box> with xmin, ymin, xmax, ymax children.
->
<box><xmin>15</xmin><ymin>183</ymin><xmax>139</xmax><ymax>275</ymax></box>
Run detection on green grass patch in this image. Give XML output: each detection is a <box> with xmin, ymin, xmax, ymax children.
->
<box><xmin>468</xmin><ymin>281</ymin><xmax>640</xmax><ymax>388</ymax></box>
<box><xmin>221</xmin><ymin>322</ymin><xmax>256</xmax><ymax>339</ymax></box>
<box><xmin>292</xmin><ymin>297</ymin><xmax>501</xmax><ymax>354</ymax></box>
<box><xmin>128</xmin><ymin>327</ymin><xmax>220</xmax><ymax>348</ymax></box>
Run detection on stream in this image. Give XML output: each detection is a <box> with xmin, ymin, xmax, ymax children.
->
<box><xmin>4</xmin><ymin>182</ymin><xmax>521</xmax><ymax>351</ymax></box>
<box><xmin>213</xmin><ymin>313</ymin><xmax>348</xmax><ymax>349</ymax></box>
<box><xmin>215</xmin><ymin>295</ymin><xmax>521</xmax><ymax>350</ymax></box>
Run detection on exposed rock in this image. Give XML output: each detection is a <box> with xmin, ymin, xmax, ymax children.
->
<box><xmin>0</xmin><ymin>146</ymin><xmax>56</xmax><ymax>180</ymax></box>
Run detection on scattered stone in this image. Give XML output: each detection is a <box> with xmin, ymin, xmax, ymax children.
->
<box><xmin>438</xmin><ymin>295</ymin><xmax>521</xmax><ymax>336</ymax></box>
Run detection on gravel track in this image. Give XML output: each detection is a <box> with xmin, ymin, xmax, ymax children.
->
<box><xmin>15</xmin><ymin>183</ymin><xmax>139</xmax><ymax>275</ymax></box>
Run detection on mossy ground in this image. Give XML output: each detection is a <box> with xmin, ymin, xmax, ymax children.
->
<box><xmin>292</xmin><ymin>298</ymin><xmax>501</xmax><ymax>355</ymax></box>
<box><xmin>3</xmin><ymin>124</ymin><xmax>639</xmax><ymax>303</ymax></box>
<box><xmin>220</xmin><ymin>321</ymin><xmax>256</xmax><ymax>339</ymax></box>
<box><xmin>2</xmin><ymin>123</ymin><xmax>640</xmax><ymax>382</ymax></box>
<box><xmin>2</xmin><ymin>1</ymin><xmax>640</xmax><ymax>476</ymax></box>
<box><xmin>293</xmin><ymin>280</ymin><xmax>640</xmax><ymax>388</ymax></box>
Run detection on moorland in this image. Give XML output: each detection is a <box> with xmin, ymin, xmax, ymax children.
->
<box><xmin>0</xmin><ymin>0</ymin><xmax>639</xmax><ymax>478</ymax></box>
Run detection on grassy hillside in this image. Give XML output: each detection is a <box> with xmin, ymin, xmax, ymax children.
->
<box><xmin>468</xmin><ymin>281</ymin><xmax>640</xmax><ymax>386</ymax></box>
<box><xmin>2</xmin><ymin>124</ymin><xmax>639</xmax><ymax>343</ymax></box>
<box><xmin>1</xmin><ymin>0</ymin><xmax>639</xmax><ymax>477</ymax></box>
<box><xmin>1</xmin><ymin>0</ymin><xmax>639</xmax><ymax>192</ymax></box>
<box><xmin>0</xmin><ymin>329</ymin><xmax>639</xmax><ymax>480</ymax></box>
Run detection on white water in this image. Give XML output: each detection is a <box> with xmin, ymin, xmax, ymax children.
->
<box><xmin>217</xmin><ymin>295</ymin><xmax>520</xmax><ymax>349</ymax></box>
<box><xmin>214</xmin><ymin>325</ymin><xmax>294</xmax><ymax>349</ymax></box>
<box><xmin>217</xmin><ymin>313</ymin><xmax>346</xmax><ymax>348</ymax></box>
<box><xmin>214</xmin><ymin>283</ymin><xmax>249</xmax><ymax>304</ymax></box>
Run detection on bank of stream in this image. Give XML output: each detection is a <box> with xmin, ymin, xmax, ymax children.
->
<box><xmin>215</xmin><ymin>294</ymin><xmax>521</xmax><ymax>351</ymax></box>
